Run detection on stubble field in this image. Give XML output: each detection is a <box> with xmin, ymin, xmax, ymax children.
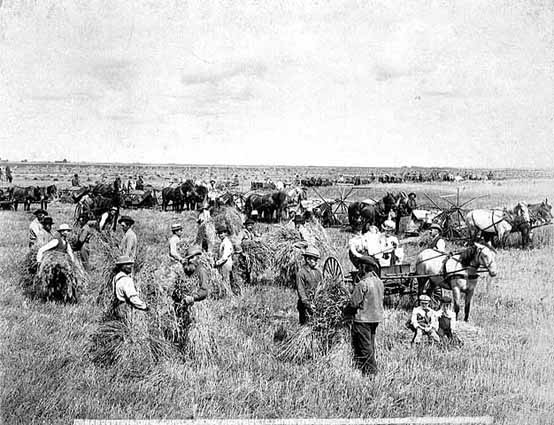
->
<box><xmin>1</xmin><ymin>166</ymin><xmax>554</xmax><ymax>424</ymax></box>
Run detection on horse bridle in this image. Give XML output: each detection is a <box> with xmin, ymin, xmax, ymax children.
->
<box><xmin>471</xmin><ymin>246</ymin><xmax>494</xmax><ymax>273</ymax></box>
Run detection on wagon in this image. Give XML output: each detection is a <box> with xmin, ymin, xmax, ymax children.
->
<box><xmin>120</xmin><ymin>188</ymin><xmax>158</xmax><ymax>209</ymax></box>
<box><xmin>322</xmin><ymin>256</ymin><xmax>420</xmax><ymax>308</ymax></box>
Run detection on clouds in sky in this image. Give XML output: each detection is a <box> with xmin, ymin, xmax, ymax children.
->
<box><xmin>1</xmin><ymin>0</ymin><xmax>552</xmax><ymax>167</ymax></box>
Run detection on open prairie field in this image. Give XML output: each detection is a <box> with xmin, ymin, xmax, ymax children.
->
<box><xmin>1</xmin><ymin>166</ymin><xmax>554</xmax><ymax>424</ymax></box>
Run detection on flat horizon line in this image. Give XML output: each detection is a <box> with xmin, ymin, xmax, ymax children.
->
<box><xmin>1</xmin><ymin>160</ymin><xmax>552</xmax><ymax>172</ymax></box>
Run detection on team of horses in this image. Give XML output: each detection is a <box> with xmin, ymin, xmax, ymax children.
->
<box><xmin>2</xmin><ymin>185</ymin><xmax>58</xmax><ymax>211</ymax></box>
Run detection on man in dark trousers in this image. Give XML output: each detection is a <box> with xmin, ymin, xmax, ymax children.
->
<box><xmin>346</xmin><ymin>255</ymin><xmax>384</xmax><ymax>376</ymax></box>
<box><xmin>295</xmin><ymin>245</ymin><xmax>323</xmax><ymax>325</ymax></box>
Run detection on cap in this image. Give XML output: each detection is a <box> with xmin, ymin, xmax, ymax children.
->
<box><xmin>382</xmin><ymin>220</ymin><xmax>395</xmax><ymax>231</ymax></box>
<box><xmin>244</xmin><ymin>219</ymin><xmax>255</xmax><ymax>226</ymax></box>
<box><xmin>171</xmin><ymin>223</ymin><xmax>182</xmax><ymax>231</ymax></box>
<box><xmin>34</xmin><ymin>209</ymin><xmax>47</xmax><ymax>216</ymax></box>
<box><xmin>430</xmin><ymin>223</ymin><xmax>442</xmax><ymax>232</ymax></box>
<box><xmin>42</xmin><ymin>216</ymin><xmax>53</xmax><ymax>225</ymax></box>
<box><xmin>441</xmin><ymin>296</ymin><xmax>452</xmax><ymax>304</ymax></box>
<box><xmin>250</xmin><ymin>209</ymin><xmax>259</xmax><ymax>216</ymax></box>
<box><xmin>185</xmin><ymin>245</ymin><xmax>202</xmax><ymax>259</ymax></box>
<box><xmin>110</xmin><ymin>206</ymin><xmax>118</xmax><ymax>212</ymax></box>
<box><xmin>419</xmin><ymin>294</ymin><xmax>431</xmax><ymax>302</ymax></box>
<box><xmin>118</xmin><ymin>216</ymin><xmax>135</xmax><ymax>225</ymax></box>
<box><xmin>303</xmin><ymin>245</ymin><xmax>321</xmax><ymax>259</ymax></box>
<box><xmin>57</xmin><ymin>223</ymin><xmax>71</xmax><ymax>232</ymax></box>
<box><xmin>116</xmin><ymin>255</ymin><xmax>134</xmax><ymax>265</ymax></box>
<box><xmin>408</xmin><ymin>192</ymin><xmax>417</xmax><ymax>198</ymax></box>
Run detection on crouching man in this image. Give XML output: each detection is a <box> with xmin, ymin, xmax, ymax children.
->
<box><xmin>345</xmin><ymin>256</ymin><xmax>384</xmax><ymax>376</ymax></box>
<box><xmin>409</xmin><ymin>295</ymin><xmax>440</xmax><ymax>344</ymax></box>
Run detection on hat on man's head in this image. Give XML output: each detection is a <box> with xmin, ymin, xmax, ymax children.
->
<box><xmin>42</xmin><ymin>216</ymin><xmax>53</xmax><ymax>225</ymax></box>
<box><xmin>57</xmin><ymin>223</ymin><xmax>71</xmax><ymax>232</ymax></box>
<box><xmin>419</xmin><ymin>294</ymin><xmax>431</xmax><ymax>302</ymax></box>
<box><xmin>382</xmin><ymin>220</ymin><xmax>395</xmax><ymax>232</ymax></box>
<box><xmin>110</xmin><ymin>206</ymin><xmax>118</xmax><ymax>212</ymax></box>
<box><xmin>429</xmin><ymin>223</ymin><xmax>442</xmax><ymax>232</ymax></box>
<box><xmin>250</xmin><ymin>209</ymin><xmax>259</xmax><ymax>216</ymax></box>
<box><xmin>408</xmin><ymin>192</ymin><xmax>417</xmax><ymax>198</ymax></box>
<box><xmin>216</xmin><ymin>224</ymin><xmax>229</xmax><ymax>234</ymax></box>
<box><xmin>244</xmin><ymin>219</ymin><xmax>255</xmax><ymax>226</ymax></box>
<box><xmin>303</xmin><ymin>245</ymin><xmax>321</xmax><ymax>259</ymax></box>
<box><xmin>171</xmin><ymin>223</ymin><xmax>182</xmax><ymax>231</ymax></box>
<box><xmin>185</xmin><ymin>245</ymin><xmax>202</xmax><ymax>259</ymax></box>
<box><xmin>34</xmin><ymin>209</ymin><xmax>47</xmax><ymax>216</ymax></box>
<box><xmin>115</xmin><ymin>255</ymin><xmax>134</xmax><ymax>265</ymax></box>
<box><xmin>118</xmin><ymin>216</ymin><xmax>135</xmax><ymax>225</ymax></box>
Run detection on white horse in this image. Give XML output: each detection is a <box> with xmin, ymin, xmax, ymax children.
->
<box><xmin>415</xmin><ymin>242</ymin><xmax>497</xmax><ymax>321</ymax></box>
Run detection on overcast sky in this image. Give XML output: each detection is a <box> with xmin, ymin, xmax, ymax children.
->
<box><xmin>1</xmin><ymin>0</ymin><xmax>552</xmax><ymax>168</ymax></box>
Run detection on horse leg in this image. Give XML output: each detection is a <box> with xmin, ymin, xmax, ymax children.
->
<box><xmin>464</xmin><ymin>287</ymin><xmax>475</xmax><ymax>322</ymax></box>
<box><xmin>452</xmin><ymin>285</ymin><xmax>462</xmax><ymax>320</ymax></box>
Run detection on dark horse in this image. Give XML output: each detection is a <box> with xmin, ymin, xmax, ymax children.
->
<box><xmin>243</xmin><ymin>190</ymin><xmax>290</xmax><ymax>222</ymax></box>
<box><xmin>162</xmin><ymin>185</ymin><xmax>184</xmax><ymax>212</ymax></box>
<box><xmin>348</xmin><ymin>193</ymin><xmax>398</xmax><ymax>230</ymax></box>
<box><xmin>182</xmin><ymin>180</ymin><xmax>209</xmax><ymax>211</ymax></box>
<box><xmin>12</xmin><ymin>186</ymin><xmax>47</xmax><ymax>211</ymax></box>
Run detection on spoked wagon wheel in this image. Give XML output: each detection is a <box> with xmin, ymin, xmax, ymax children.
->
<box><xmin>323</xmin><ymin>256</ymin><xmax>344</xmax><ymax>282</ymax></box>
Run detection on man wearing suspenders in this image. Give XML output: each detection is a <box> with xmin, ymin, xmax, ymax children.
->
<box><xmin>111</xmin><ymin>255</ymin><xmax>148</xmax><ymax>319</ymax></box>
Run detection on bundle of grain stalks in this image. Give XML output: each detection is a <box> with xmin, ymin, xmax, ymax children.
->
<box><xmin>94</xmin><ymin>230</ymin><xmax>147</xmax><ymax>281</ymax></box>
<box><xmin>273</xmin><ymin>241</ymin><xmax>305</xmax><ymax>287</ymax></box>
<box><xmin>241</xmin><ymin>239</ymin><xmax>273</xmax><ymax>283</ymax></box>
<box><xmin>196</xmin><ymin>221</ymin><xmax>216</xmax><ymax>254</ymax></box>
<box><xmin>18</xmin><ymin>248</ymin><xmax>39</xmax><ymax>294</ymax></box>
<box><xmin>88</xmin><ymin>311</ymin><xmax>176</xmax><ymax>378</ymax></box>
<box><xmin>140</xmin><ymin>262</ymin><xmax>219</xmax><ymax>364</ymax></box>
<box><xmin>34</xmin><ymin>251</ymin><xmax>88</xmax><ymax>302</ymax></box>
<box><xmin>212</xmin><ymin>206</ymin><xmax>244</xmax><ymax>236</ymax></box>
<box><xmin>277</xmin><ymin>277</ymin><xmax>350</xmax><ymax>363</ymax></box>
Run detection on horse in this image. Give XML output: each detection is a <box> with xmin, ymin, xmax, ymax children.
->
<box><xmin>415</xmin><ymin>242</ymin><xmax>497</xmax><ymax>321</ymax></box>
<box><xmin>162</xmin><ymin>185</ymin><xmax>184</xmax><ymax>212</ymax></box>
<box><xmin>182</xmin><ymin>180</ymin><xmax>209</xmax><ymax>211</ymax></box>
<box><xmin>12</xmin><ymin>186</ymin><xmax>46</xmax><ymax>211</ymax></box>
<box><xmin>271</xmin><ymin>190</ymin><xmax>289</xmax><ymax>222</ymax></box>
<box><xmin>465</xmin><ymin>201</ymin><xmax>551</xmax><ymax>248</ymax></box>
<box><xmin>348</xmin><ymin>192</ymin><xmax>398</xmax><ymax>230</ymax></box>
<box><xmin>244</xmin><ymin>192</ymin><xmax>275</xmax><ymax>222</ymax></box>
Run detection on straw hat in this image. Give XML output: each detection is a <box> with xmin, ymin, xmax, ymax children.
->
<box><xmin>118</xmin><ymin>216</ymin><xmax>135</xmax><ymax>225</ymax></box>
<box><xmin>303</xmin><ymin>245</ymin><xmax>321</xmax><ymax>259</ymax></box>
<box><xmin>33</xmin><ymin>209</ymin><xmax>47</xmax><ymax>216</ymax></box>
<box><xmin>116</xmin><ymin>255</ymin><xmax>134</xmax><ymax>265</ymax></box>
<box><xmin>429</xmin><ymin>223</ymin><xmax>442</xmax><ymax>232</ymax></box>
<box><xmin>57</xmin><ymin>223</ymin><xmax>71</xmax><ymax>232</ymax></box>
<box><xmin>419</xmin><ymin>294</ymin><xmax>431</xmax><ymax>302</ymax></box>
<box><xmin>171</xmin><ymin>223</ymin><xmax>182</xmax><ymax>231</ymax></box>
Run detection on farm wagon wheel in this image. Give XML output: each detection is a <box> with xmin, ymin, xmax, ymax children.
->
<box><xmin>424</xmin><ymin>189</ymin><xmax>486</xmax><ymax>242</ymax></box>
<box><xmin>311</xmin><ymin>186</ymin><xmax>355</xmax><ymax>226</ymax></box>
<box><xmin>323</xmin><ymin>256</ymin><xmax>344</xmax><ymax>282</ymax></box>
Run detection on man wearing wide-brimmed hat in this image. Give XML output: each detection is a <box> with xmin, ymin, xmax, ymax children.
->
<box><xmin>421</xmin><ymin>222</ymin><xmax>446</xmax><ymax>252</ymax></box>
<box><xmin>409</xmin><ymin>294</ymin><xmax>440</xmax><ymax>344</ymax></box>
<box><xmin>169</xmin><ymin>223</ymin><xmax>185</xmax><ymax>263</ymax></box>
<box><xmin>98</xmin><ymin>206</ymin><xmax>119</xmax><ymax>232</ymax></box>
<box><xmin>295</xmin><ymin>245</ymin><xmax>323</xmax><ymax>325</ymax></box>
<box><xmin>29</xmin><ymin>209</ymin><xmax>47</xmax><ymax>248</ymax></box>
<box><xmin>118</xmin><ymin>216</ymin><xmax>137</xmax><ymax>260</ymax></box>
<box><xmin>37</xmin><ymin>223</ymin><xmax>75</xmax><ymax>264</ymax></box>
<box><xmin>111</xmin><ymin>255</ymin><xmax>148</xmax><ymax>319</ymax></box>
<box><xmin>345</xmin><ymin>255</ymin><xmax>384</xmax><ymax>376</ymax></box>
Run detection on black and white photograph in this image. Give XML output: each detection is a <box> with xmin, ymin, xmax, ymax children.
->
<box><xmin>0</xmin><ymin>1</ymin><xmax>553</xmax><ymax>424</ymax></box>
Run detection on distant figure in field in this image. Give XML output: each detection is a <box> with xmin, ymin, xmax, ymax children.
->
<box><xmin>71</xmin><ymin>174</ymin><xmax>80</xmax><ymax>187</ymax></box>
<box><xmin>0</xmin><ymin>167</ymin><xmax>3</xmax><ymax>181</ymax></box>
<box><xmin>5</xmin><ymin>166</ymin><xmax>12</xmax><ymax>183</ymax></box>
<box><xmin>135</xmin><ymin>175</ymin><xmax>144</xmax><ymax>191</ymax></box>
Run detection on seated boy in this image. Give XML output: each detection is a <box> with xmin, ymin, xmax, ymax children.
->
<box><xmin>409</xmin><ymin>295</ymin><xmax>440</xmax><ymax>344</ymax></box>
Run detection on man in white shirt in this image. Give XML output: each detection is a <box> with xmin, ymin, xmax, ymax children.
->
<box><xmin>215</xmin><ymin>225</ymin><xmax>234</xmax><ymax>289</ymax></box>
<box><xmin>428</xmin><ymin>223</ymin><xmax>446</xmax><ymax>252</ymax></box>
